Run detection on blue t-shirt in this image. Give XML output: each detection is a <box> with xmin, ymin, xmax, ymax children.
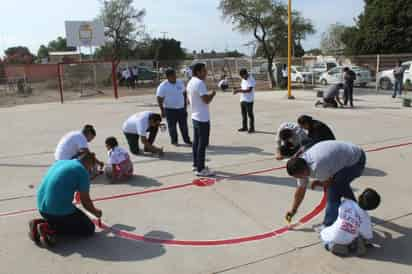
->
<box><xmin>37</xmin><ymin>160</ymin><xmax>90</xmax><ymax>216</ymax></box>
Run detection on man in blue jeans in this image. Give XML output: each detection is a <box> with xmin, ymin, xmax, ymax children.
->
<box><xmin>29</xmin><ymin>152</ymin><xmax>102</xmax><ymax>247</ymax></box>
<box><xmin>285</xmin><ymin>141</ymin><xmax>366</xmax><ymax>227</ymax></box>
<box><xmin>187</xmin><ymin>63</ymin><xmax>216</xmax><ymax>177</ymax></box>
<box><xmin>156</xmin><ymin>68</ymin><xmax>191</xmax><ymax>145</ymax></box>
<box><xmin>393</xmin><ymin>60</ymin><xmax>405</xmax><ymax>98</ymax></box>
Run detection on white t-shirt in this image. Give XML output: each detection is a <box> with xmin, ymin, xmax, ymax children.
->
<box><xmin>122</xmin><ymin>69</ymin><xmax>131</xmax><ymax>79</ymax></box>
<box><xmin>156</xmin><ymin>79</ymin><xmax>186</xmax><ymax>109</ymax></box>
<box><xmin>132</xmin><ymin>67</ymin><xmax>139</xmax><ymax>76</ymax></box>
<box><xmin>187</xmin><ymin>77</ymin><xmax>210</xmax><ymax>122</ymax></box>
<box><xmin>122</xmin><ymin>111</ymin><xmax>153</xmax><ymax>136</ymax></box>
<box><xmin>321</xmin><ymin>200</ymin><xmax>373</xmax><ymax>245</ymax></box>
<box><xmin>218</xmin><ymin>79</ymin><xmax>228</xmax><ymax>88</ymax></box>
<box><xmin>107</xmin><ymin>146</ymin><xmax>130</xmax><ymax>165</ymax></box>
<box><xmin>240</xmin><ymin>76</ymin><xmax>256</xmax><ymax>102</ymax></box>
<box><xmin>282</xmin><ymin>69</ymin><xmax>288</xmax><ymax>78</ymax></box>
<box><xmin>54</xmin><ymin>131</ymin><xmax>89</xmax><ymax>160</ymax></box>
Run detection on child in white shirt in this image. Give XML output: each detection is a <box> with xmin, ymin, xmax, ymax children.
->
<box><xmin>321</xmin><ymin>188</ymin><xmax>381</xmax><ymax>256</ymax></box>
<box><xmin>104</xmin><ymin>137</ymin><xmax>134</xmax><ymax>182</ymax></box>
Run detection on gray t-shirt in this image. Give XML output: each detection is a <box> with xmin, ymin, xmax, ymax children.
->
<box><xmin>324</xmin><ymin>84</ymin><xmax>341</xmax><ymax>100</ymax></box>
<box><xmin>297</xmin><ymin>141</ymin><xmax>363</xmax><ymax>187</ymax></box>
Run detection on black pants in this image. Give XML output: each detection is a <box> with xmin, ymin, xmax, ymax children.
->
<box><xmin>40</xmin><ymin>208</ymin><xmax>95</xmax><ymax>237</ymax></box>
<box><xmin>323</xmin><ymin>97</ymin><xmax>338</xmax><ymax>108</ymax></box>
<box><xmin>240</xmin><ymin>101</ymin><xmax>255</xmax><ymax>130</ymax></box>
<box><xmin>124</xmin><ymin>127</ymin><xmax>158</xmax><ymax>155</ymax></box>
<box><xmin>344</xmin><ymin>83</ymin><xmax>354</xmax><ymax>106</ymax></box>
<box><xmin>192</xmin><ymin>120</ymin><xmax>210</xmax><ymax>172</ymax></box>
<box><xmin>165</xmin><ymin>108</ymin><xmax>191</xmax><ymax>144</ymax></box>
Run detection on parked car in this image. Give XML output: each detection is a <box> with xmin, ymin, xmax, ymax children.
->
<box><xmin>310</xmin><ymin>62</ymin><xmax>338</xmax><ymax>74</ymax></box>
<box><xmin>377</xmin><ymin>61</ymin><xmax>412</xmax><ymax>90</ymax></box>
<box><xmin>291</xmin><ymin>66</ymin><xmax>313</xmax><ymax>83</ymax></box>
<box><xmin>319</xmin><ymin>66</ymin><xmax>372</xmax><ymax>87</ymax></box>
<box><xmin>137</xmin><ymin>66</ymin><xmax>159</xmax><ymax>81</ymax></box>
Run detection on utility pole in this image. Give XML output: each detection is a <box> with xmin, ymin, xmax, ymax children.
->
<box><xmin>287</xmin><ymin>0</ymin><xmax>295</xmax><ymax>99</ymax></box>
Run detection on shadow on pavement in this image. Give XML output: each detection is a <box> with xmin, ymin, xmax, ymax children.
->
<box><xmin>51</xmin><ymin>227</ymin><xmax>174</xmax><ymax>262</ymax></box>
<box><xmin>363</xmin><ymin>167</ymin><xmax>387</xmax><ymax>177</ymax></box>
<box><xmin>361</xmin><ymin>216</ymin><xmax>412</xmax><ymax>266</ymax></box>
<box><xmin>207</xmin><ymin>145</ymin><xmax>273</xmax><ymax>157</ymax></box>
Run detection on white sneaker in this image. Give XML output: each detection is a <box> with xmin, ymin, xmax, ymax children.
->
<box><xmin>195</xmin><ymin>167</ymin><xmax>216</xmax><ymax>177</ymax></box>
<box><xmin>192</xmin><ymin>166</ymin><xmax>197</xmax><ymax>172</ymax></box>
<box><xmin>313</xmin><ymin>224</ymin><xmax>326</xmax><ymax>233</ymax></box>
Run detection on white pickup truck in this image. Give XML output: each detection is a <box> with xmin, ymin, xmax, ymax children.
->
<box><xmin>377</xmin><ymin>61</ymin><xmax>412</xmax><ymax>90</ymax></box>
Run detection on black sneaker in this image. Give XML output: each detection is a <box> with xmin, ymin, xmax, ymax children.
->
<box><xmin>28</xmin><ymin>219</ymin><xmax>46</xmax><ymax>244</ymax></box>
<box><xmin>184</xmin><ymin>140</ymin><xmax>192</xmax><ymax>145</ymax></box>
<box><xmin>248</xmin><ymin>129</ymin><xmax>255</xmax><ymax>134</ymax></box>
<box><xmin>238</xmin><ymin>128</ymin><xmax>248</xmax><ymax>132</ymax></box>
<box><xmin>37</xmin><ymin>222</ymin><xmax>57</xmax><ymax>248</ymax></box>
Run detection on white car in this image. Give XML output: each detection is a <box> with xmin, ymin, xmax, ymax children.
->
<box><xmin>291</xmin><ymin>66</ymin><xmax>313</xmax><ymax>83</ymax></box>
<box><xmin>377</xmin><ymin>61</ymin><xmax>412</xmax><ymax>90</ymax></box>
<box><xmin>319</xmin><ymin>66</ymin><xmax>372</xmax><ymax>87</ymax></box>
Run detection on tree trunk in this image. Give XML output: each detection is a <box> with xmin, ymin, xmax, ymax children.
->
<box><xmin>266</xmin><ymin>57</ymin><xmax>276</xmax><ymax>88</ymax></box>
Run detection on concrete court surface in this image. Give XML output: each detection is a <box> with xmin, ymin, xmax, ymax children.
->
<box><xmin>0</xmin><ymin>88</ymin><xmax>412</xmax><ymax>274</ymax></box>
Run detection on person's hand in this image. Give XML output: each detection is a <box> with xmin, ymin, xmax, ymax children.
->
<box><xmin>211</xmin><ymin>90</ymin><xmax>217</xmax><ymax>97</ymax></box>
<box><xmin>285</xmin><ymin>209</ymin><xmax>296</xmax><ymax>223</ymax></box>
<box><xmin>232</xmin><ymin>88</ymin><xmax>238</xmax><ymax>95</ymax></box>
<box><xmin>94</xmin><ymin>208</ymin><xmax>102</xmax><ymax>218</ymax></box>
<box><xmin>311</xmin><ymin>180</ymin><xmax>323</xmax><ymax>190</ymax></box>
<box><xmin>276</xmin><ymin>154</ymin><xmax>284</xmax><ymax>161</ymax></box>
<box><xmin>98</xmin><ymin>161</ymin><xmax>104</xmax><ymax>170</ymax></box>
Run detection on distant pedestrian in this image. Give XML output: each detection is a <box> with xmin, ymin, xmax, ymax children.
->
<box><xmin>282</xmin><ymin>64</ymin><xmax>288</xmax><ymax>89</ymax></box>
<box><xmin>233</xmin><ymin>69</ymin><xmax>256</xmax><ymax>133</ymax></box>
<box><xmin>393</xmin><ymin>60</ymin><xmax>405</xmax><ymax>98</ymax></box>
<box><xmin>122</xmin><ymin>68</ymin><xmax>132</xmax><ymax>88</ymax></box>
<box><xmin>343</xmin><ymin>67</ymin><xmax>357</xmax><ymax>107</ymax></box>
<box><xmin>132</xmin><ymin>66</ymin><xmax>139</xmax><ymax>87</ymax></box>
<box><xmin>218</xmin><ymin>75</ymin><xmax>229</xmax><ymax>92</ymax></box>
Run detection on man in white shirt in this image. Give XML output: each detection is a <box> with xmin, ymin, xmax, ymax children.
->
<box><xmin>156</xmin><ymin>68</ymin><xmax>191</xmax><ymax>146</ymax></box>
<box><xmin>234</xmin><ymin>69</ymin><xmax>256</xmax><ymax>133</ymax></box>
<box><xmin>281</xmin><ymin>64</ymin><xmax>288</xmax><ymax>89</ymax></box>
<box><xmin>132</xmin><ymin>66</ymin><xmax>139</xmax><ymax>88</ymax></box>
<box><xmin>321</xmin><ymin>188</ymin><xmax>380</xmax><ymax>256</ymax></box>
<box><xmin>122</xmin><ymin>68</ymin><xmax>132</xmax><ymax>88</ymax></box>
<box><xmin>275</xmin><ymin>122</ymin><xmax>309</xmax><ymax>160</ymax></box>
<box><xmin>285</xmin><ymin>141</ymin><xmax>366</xmax><ymax>227</ymax></box>
<box><xmin>122</xmin><ymin>111</ymin><xmax>164</xmax><ymax>156</ymax></box>
<box><xmin>218</xmin><ymin>75</ymin><xmax>229</xmax><ymax>92</ymax></box>
<box><xmin>187</xmin><ymin>63</ymin><xmax>216</xmax><ymax>177</ymax></box>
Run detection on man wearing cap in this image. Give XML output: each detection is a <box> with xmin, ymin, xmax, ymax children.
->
<box><xmin>156</xmin><ymin>68</ymin><xmax>192</xmax><ymax>145</ymax></box>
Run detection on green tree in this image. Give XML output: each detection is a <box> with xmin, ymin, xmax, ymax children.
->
<box><xmin>37</xmin><ymin>37</ymin><xmax>76</xmax><ymax>59</ymax></box>
<box><xmin>98</xmin><ymin>0</ymin><xmax>146</xmax><ymax>64</ymax></box>
<box><xmin>4</xmin><ymin>46</ymin><xmax>35</xmax><ymax>64</ymax></box>
<box><xmin>219</xmin><ymin>0</ymin><xmax>314</xmax><ymax>87</ymax></box>
<box><xmin>342</xmin><ymin>0</ymin><xmax>412</xmax><ymax>54</ymax></box>
<box><xmin>320</xmin><ymin>23</ymin><xmax>348</xmax><ymax>55</ymax></box>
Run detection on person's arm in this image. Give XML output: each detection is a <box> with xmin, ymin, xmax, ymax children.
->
<box><xmin>183</xmin><ymin>92</ymin><xmax>188</xmax><ymax>108</ymax></box>
<box><xmin>140</xmin><ymin>136</ymin><xmax>163</xmax><ymax>154</ymax></box>
<box><xmin>157</xmin><ymin>96</ymin><xmax>165</xmax><ymax>117</ymax></box>
<box><xmin>234</xmin><ymin>87</ymin><xmax>253</xmax><ymax>94</ymax></box>
<box><xmin>201</xmin><ymin>90</ymin><xmax>216</xmax><ymax>105</ymax></box>
<box><xmin>79</xmin><ymin>191</ymin><xmax>102</xmax><ymax>218</ymax></box>
<box><xmin>335</xmin><ymin>95</ymin><xmax>344</xmax><ymax>106</ymax></box>
<box><xmin>286</xmin><ymin>185</ymin><xmax>307</xmax><ymax>219</ymax></box>
<box><xmin>311</xmin><ymin>177</ymin><xmax>333</xmax><ymax>190</ymax></box>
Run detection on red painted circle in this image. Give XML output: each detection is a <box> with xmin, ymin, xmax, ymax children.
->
<box><xmin>193</xmin><ymin>178</ymin><xmax>216</xmax><ymax>187</ymax></box>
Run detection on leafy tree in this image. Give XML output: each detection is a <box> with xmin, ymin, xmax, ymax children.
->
<box><xmin>219</xmin><ymin>0</ymin><xmax>314</xmax><ymax>87</ymax></box>
<box><xmin>4</xmin><ymin>46</ymin><xmax>34</xmax><ymax>64</ymax></box>
<box><xmin>37</xmin><ymin>37</ymin><xmax>76</xmax><ymax>59</ymax></box>
<box><xmin>98</xmin><ymin>0</ymin><xmax>146</xmax><ymax>64</ymax></box>
<box><xmin>320</xmin><ymin>23</ymin><xmax>348</xmax><ymax>55</ymax></box>
<box><xmin>342</xmin><ymin>0</ymin><xmax>412</xmax><ymax>54</ymax></box>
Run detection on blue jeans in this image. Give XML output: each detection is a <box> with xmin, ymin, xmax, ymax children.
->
<box><xmin>165</xmin><ymin>108</ymin><xmax>191</xmax><ymax>144</ymax></box>
<box><xmin>393</xmin><ymin>80</ymin><xmax>403</xmax><ymax>97</ymax></box>
<box><xmin>323</xmin><ymin>151</ymin><xmax>366</xmax><ymax>226</ymax></box>
<box><xmin>192</xmin><ymin>120</ymin><xmax>210</xmax><ymax>172</ymax></box>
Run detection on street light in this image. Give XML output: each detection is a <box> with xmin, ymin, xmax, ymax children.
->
<box><xmin>287</xmin><ymin>0</ymin><xmax>295</xmax><ymax>99</ymax></box>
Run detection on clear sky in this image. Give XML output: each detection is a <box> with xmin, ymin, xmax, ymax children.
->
<box><xmin>0</xmin><ymin>0</ymin><xmax>364</xmax><ymax>56</ymax></box>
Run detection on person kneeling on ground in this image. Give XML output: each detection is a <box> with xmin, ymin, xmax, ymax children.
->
<box><xmin>122</xmin><ymin>111</ymin><xmax>164</xmax><ymax>157</ymax></box>
<box><xmin>275</xmin><ymin>122</ymin><xmax>309</xmax><ymax>160</ymax></box>
<box><xmin>285</xmin><ymin>141</ymin><xmax>366</xmax><ymax>227</ymax></box>
<box><xmin>321</xmin><ymin>188</ymin><xmax>381</xmax><ymax>257</ymax></box>
<box><xmin>218</xmin><ymin>75</ymin><xmax>229</xmax><ymax>92</ymax></box>
<box><xmin>297</xmin><ymin>115</ymin><xmax>336</xmax><ymax>148</ymax></box>
<box><xmin>104</xmin><ymin>137</ymin><xmax>134</xmax><ymax>182</ymax></box>
<box><xmin>315</xmin><ymin>83</ymin><xmax>344</xmax><ymax>108</ymax></box>
<box><xmin>29</xmin><ymin>152</ymin><xmax>102</xmax><ymax>247</ymax></box>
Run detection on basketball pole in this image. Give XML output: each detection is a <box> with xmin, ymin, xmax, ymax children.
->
<box><xmin>287</xmin><ymin>0</ymin><xmax>295</xmax><ymax>99</ymax></box>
